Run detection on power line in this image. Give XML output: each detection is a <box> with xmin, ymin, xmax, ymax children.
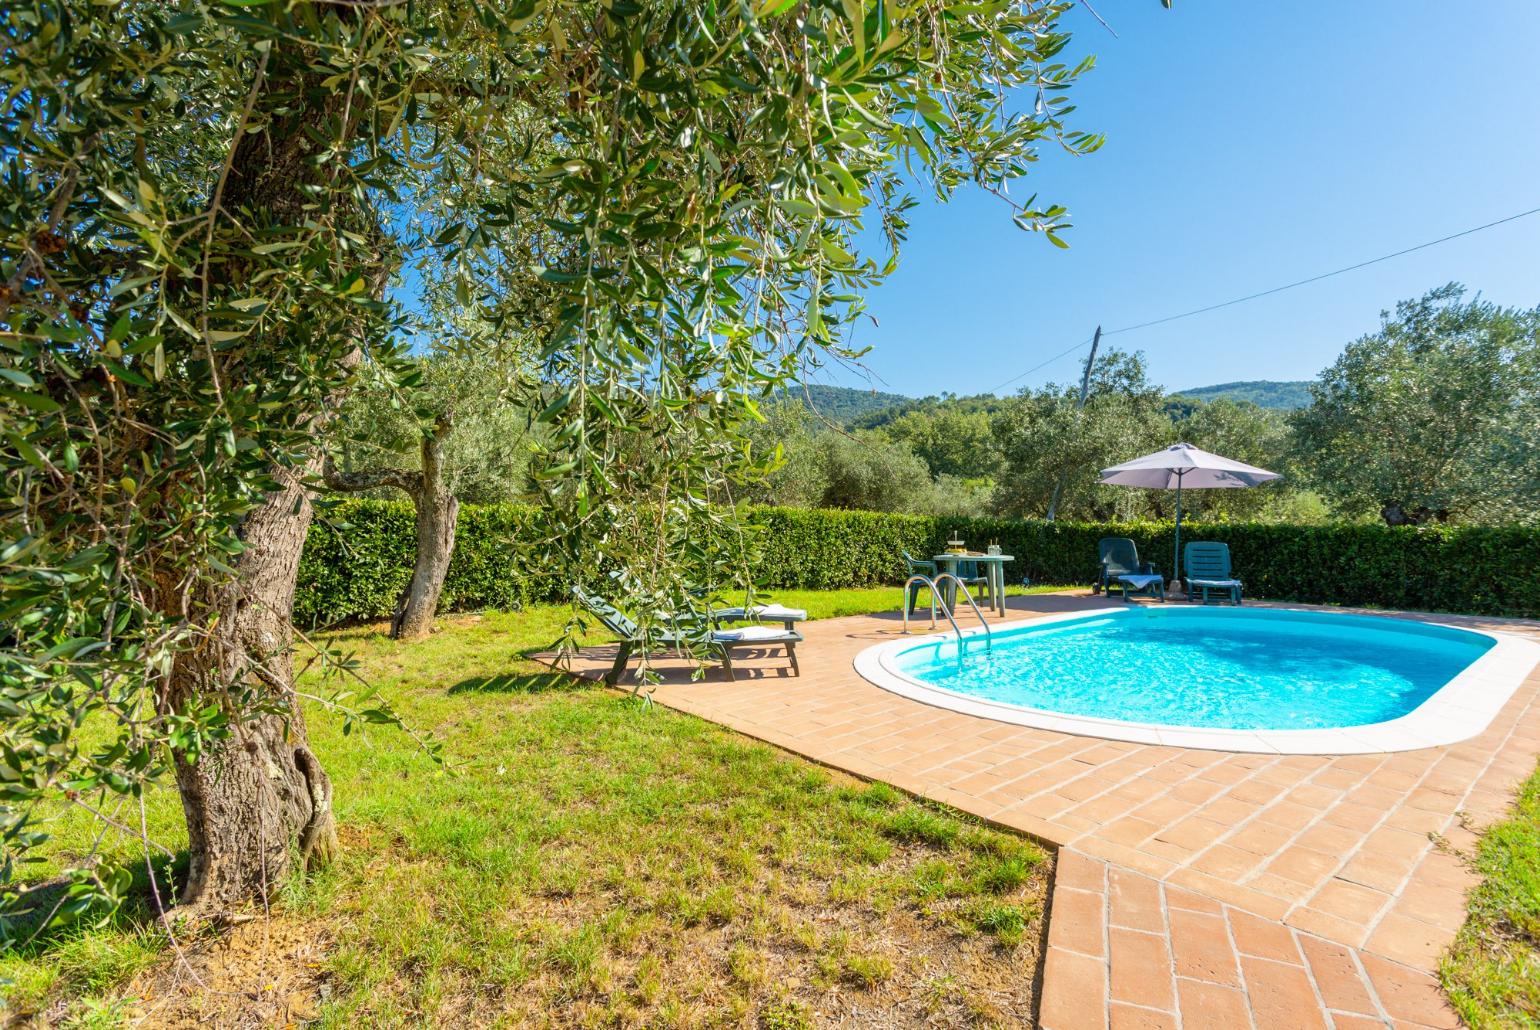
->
<box><xmin>987</xmin><ymin>335</ymin><xmax>1095</xmax><ymax>394</ymax></box>
<box><xmin>987</xmin><ymin>203</ymin><xmax>1540</xmax><ymax>394</ymax></box>
<box><xmin>1102</xmin><ymin>204</ymin><xmax>1540</xmax><ymax>337</ymax></box>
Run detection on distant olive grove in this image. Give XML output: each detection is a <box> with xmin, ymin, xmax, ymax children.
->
<box><xmin>745</xmin><ymin>285</ymin><xmax>1540</xmax><ymax>528</ymax></box>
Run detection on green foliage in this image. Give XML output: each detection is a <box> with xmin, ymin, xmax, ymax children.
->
<box><xmin>2</xmin><ymin>0</ymin><xmax>1107</xmax><ymax>926</ymax></box>
<box><xmin>296</xmin><ymin>501</ymin><xmax>1540</xmax><ymax>622</ymax></box>
<box><xmin>990</xmin><ymin>349</ymin><xmax>1172</xmax><ymax>519</ymax></box>
<box><xmin>1291</xmin><ymin>284</ymin><xmax>1540</xmax><ymax>526</ymax></box>
<box><xmin>1171</xmin><ymin>380</ymin><xmax>1314</xmax><ymax>410</ymax></box>
<box><xmin>746</xmin><ymin>402</ymin><xmax>988</xmax><ymax>516</ymax></box>
<box><xmin>298</xmin><ymin>500</ymin><xmax>546</xmax><ymax>627</ymax></box>
<box><xmin>848</xmin><ymin>390</ymin><xmax>1008</xmax><ymax>431</ymax></box>
<box><xmin>756</xmin><ymin>363</ymin><xmax>1324</xmax><ymax>524</ymax></box>
<box><xmin>881</xmin><ymin>406</ymin><xmax>1001</xmax><ymax>479</ymax></box>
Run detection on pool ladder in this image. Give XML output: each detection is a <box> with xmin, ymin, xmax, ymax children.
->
<box><xmin>902</xmin><ymin>573</ymin><xmax>992</xmax><ymax>657</ymax></box>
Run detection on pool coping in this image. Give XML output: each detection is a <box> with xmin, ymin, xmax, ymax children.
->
<box><xmin>853</xmin><ymin>605</ymin><xmax>1540</xmax><ymax>755</ymax></box>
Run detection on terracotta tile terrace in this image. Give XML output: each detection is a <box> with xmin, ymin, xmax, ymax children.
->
<box><xmin>543</xmin><ymin>592</ymin><xmax>1540</xmax><ymax>1028</ymax></box>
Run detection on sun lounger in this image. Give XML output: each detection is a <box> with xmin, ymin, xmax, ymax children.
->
<box><xmin>1182</xmin><ymin>541</ymin><xmax>1243</xmax><ymax>605</ymax></box>
<box><xmin>1098</xmin><ymin>537</ymin><xmax>1163</xmax><ymax>601</ymax></box>
<box><xmin>573</xmin><ymin>587</ymin><xmax>802</xmax><ymax>685</ymax></box>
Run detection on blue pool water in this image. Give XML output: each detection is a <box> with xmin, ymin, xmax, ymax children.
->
<box><xmin>893</xmin><ymin>608</ymin><xmax>1492</xmax><ymax>731</ymax></box>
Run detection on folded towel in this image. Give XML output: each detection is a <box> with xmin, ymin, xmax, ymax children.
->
<box><xmin>713</xmin><ymin>604</ymin><xmax>808</xmax><ymax>621</ymax></box>
<box><xmin>1116</xmin><ymin>574</ymin><xmax>1164</xmax><ymax>589</ymax></box>
<box><xmin>1187</xmin><ymin>578</ymin><xmax>1241</xmax><ymax>587</ymax></box>
<box><xmin>755</xmin><ymin>604</ymin><xmax>805</xmax><ymax>619</ymax></box>
<box><xmin>713</xmin><ymin>625</ymin><xmax>796</xmax><ymax>643</ymax></box>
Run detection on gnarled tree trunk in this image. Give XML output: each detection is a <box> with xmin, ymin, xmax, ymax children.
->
<box><xmin>395</xmin><ymin>419</ymin><xmax>458</xmax><ymax>639</ymax></box>
<box><xmin>325</xmin><ymin>412</ymin><xmax>457</xmax><ymax>641</ymax></box>
<box><xmin>169</xmin><ymin>455</ymin><xmax>337</xmax><ymax>915</ymax></box>
<box><xmin>161</xmin><ymin>51</ymin><xmax>375</xmax><ymax>918</ymax></box>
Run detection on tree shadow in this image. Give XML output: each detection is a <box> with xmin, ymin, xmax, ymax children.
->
<box><xmin>446</xmin><ymin>670</ymin><xmax>588</xmax><ymax>695</ymax></box>
<box><xmin>3</xmin><ymin>850</ymin><xmax>191</xmax><ymax>962</ymax></box>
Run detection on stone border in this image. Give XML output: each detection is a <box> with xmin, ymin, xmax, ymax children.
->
<box><xmin>853</xmin><ymin>606</ymin><xmax>1540</xmax><ymax>755</ymax></box>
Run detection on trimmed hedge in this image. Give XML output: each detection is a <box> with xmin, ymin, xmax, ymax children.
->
<box><xmin>296</xmin><ymin>499</ymin><xmax>1540</xmax><ymax>625</ymax></box>
<box><xmin>296</xmin><ymin>501</ymin><xmax>548</xmax><ymax>628</ymax></box>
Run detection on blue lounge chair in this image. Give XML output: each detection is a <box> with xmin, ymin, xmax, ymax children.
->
<box><xmin>573</xmin><ymin>587</ymin><xmax>802</xmax><ymax>685</ymax></box>
<box><xmin>1098</xmin><ymin>537</ymin><xmax>1163</xmax><ymax>602</ymax></box>
<box><xmin>1183</xmin><ymin>541</ymin><xmax>1243</xmax><ymax>605</ymax></box>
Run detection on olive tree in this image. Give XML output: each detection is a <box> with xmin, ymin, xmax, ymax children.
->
<box><xmin>2</xmin><ymin>0</ymin><xmax>1107</xmax><ymax>934</ymax></box>
<box><xmin>991</xmin><ymin>350</ymin><xmax>1170</xmax><ymax>519</ymax></box>
<box><xmin>324</xmin><ymin>350</ymin><xmax>533</xmax><ymax>639</ymax></box>
<box><xmin>1292</xmin><ymin>284</ymin><xmax>1540</xmax><ymax>526</ymax></box>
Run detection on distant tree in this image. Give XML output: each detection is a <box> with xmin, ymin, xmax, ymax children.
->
<box><xmin>1172</xmin><ymin>399</ymin><xmax>1295</xmax><ymax>521</ymax></box>
<box><xmin>1291</xmin><ymin>285</ymin><xmax>1540</xmax><ymax>526</ymax></box>
<box><xmin>1170</xmin><ymin>380</ymin><xmax>1314</xmax><ymax>411</ymax></box>
<box><xmin>744</xmin><ymin>402</ymin><xmax>831</xmax><ymax>510</ymax></box>
<box><xmin>784</xmin><ymin>384</ymin><xmax>914</xmax><ymax>426</ymax></box>
<box><xmin>882</xmin><ymin>407</ymin><xmax>1001</xmax><ymax>479</ymax></box>
<box><xmin>813</xmin><ymin>432</ymin><xmax>935</xmax><ymax>512</ymax></box>
<box><xmin>324</xmin><ymin>352</ymin><xmax>532</xmax><ymax>638</ymax></box>
<box><xmin>991</xmin><ymin>350</ymin><xmax>1170</xmax><ymax>519</ymax></box>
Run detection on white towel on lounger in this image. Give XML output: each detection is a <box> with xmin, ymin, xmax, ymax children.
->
<box><xmin>713</xmin><ymin>625</ymin><xmax>796</xmax><ymax>643</ymax></box>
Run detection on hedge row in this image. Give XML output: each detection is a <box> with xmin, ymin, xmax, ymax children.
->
<box><xmin>296</xmin><ymin>499</ymin><xmax>1540</xmax><ymax>625</ymax></box>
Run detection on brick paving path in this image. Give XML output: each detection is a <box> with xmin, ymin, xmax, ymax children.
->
<box><xmin>545</xmin><ymin>592</ymin><xmax>1540</xmax><ymax>1027</ymax></box>
<box><xmin>1041</xmin><ymin>850</ymin><xmax>1459</xmax><ymax>1029</ymax></box>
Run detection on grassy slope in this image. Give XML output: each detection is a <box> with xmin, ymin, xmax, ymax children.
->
<box><xmin>1441</xmin><ymin>766</ymin><xmax>1540</xmax><ymax>1027</ymax></box>
<box><xmin>2</xmin><ymin>587</ymin><xmax>1059</xmax><ymax>1028</ymax></box>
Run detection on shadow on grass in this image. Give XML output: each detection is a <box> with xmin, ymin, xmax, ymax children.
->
<box><xmin>4</xmin><ymin>850</ymin><xmax>189</xmax><ymax>959</ymax></box>
<box><xmin>446</xmin><ymin>671</ymin><xmax>588</xmax><ymax>696</ymax></box>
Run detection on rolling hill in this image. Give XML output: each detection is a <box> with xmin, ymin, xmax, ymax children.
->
<box><xmin>1169</xmin><ymin>380</ymin><xmax>1313</xmax><ymax>410</ymax></box>
<box><xmin>778</xmin><ymin>383</ymin><xmax>913</xmax><ymax>424</ymax></box>
<box><xmin>779</xmin><ymin>379</ymin><xmax>1316</xmax><ymax>425</ymax></box>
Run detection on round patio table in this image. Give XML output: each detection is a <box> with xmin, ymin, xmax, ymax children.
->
<box><xmin>931</xmin><ymin>553</ymin><xmax>1014</xmax><ymax>618</ymax></box>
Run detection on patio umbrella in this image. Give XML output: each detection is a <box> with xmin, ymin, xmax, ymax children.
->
<box><xmin>1098</xmin><ymin>443</ymin><xmax>1280</xmax><ymax>589</ymax></box>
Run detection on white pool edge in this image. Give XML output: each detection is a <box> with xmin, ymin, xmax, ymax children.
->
<box><xmin>851</xmin><ymin>606</ymin><xmax>1540</xmax><ymax>755</ymax></box>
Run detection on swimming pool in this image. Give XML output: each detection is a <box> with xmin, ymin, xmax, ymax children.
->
<box><xmin>853</xmin><ymin>607</ymin><xmax>1540</xmax><ymax>754</ymax></box>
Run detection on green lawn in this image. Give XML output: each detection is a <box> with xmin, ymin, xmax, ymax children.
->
<box><xmin>2</xmin><ymin>588</ymin><xmax>1061</xmax><ymax>1027</ymax></box>
<box><xmin>1441</xmin><ymin>764</ymin><xmax>1540</xmax><ymax>1027</ymax></box>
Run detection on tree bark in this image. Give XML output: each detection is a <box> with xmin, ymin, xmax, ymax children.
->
<box><xmin>393</xmin><ymin>416</ymin><xmax>457</xmax><ymax>640</ymax></box>
<box><xmin>160</xmin><ymin>53</ymin><xmax>372</xmax><ymax>918</ymax></box>
<box><xmin>169</xmin><ymin>454</ymin><xmax>338</xmax><ymax>915</ymax></box>
<box><xmin>323</xmin><ymin>413</ymin><xmax>458</xmax><ymax>641</ymax></box>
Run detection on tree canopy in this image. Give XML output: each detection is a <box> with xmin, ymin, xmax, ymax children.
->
<box><xmin>1291</xmin><ymin>284</ymin><xmax>1540</xmax><ymax>526</ymax></box>
<box><xmin>2</xmin><ymin>0</ymin><xmax>1109</xmax><ymax>932</ymax></box>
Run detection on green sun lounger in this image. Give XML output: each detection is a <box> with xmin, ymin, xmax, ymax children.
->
<box><xmin>1182</xmin><ymin>541</ymin><xmax>1243</xmax><ymax>605</ymax></box>
<box><xmin>1098</xmin><ymin>537</ymin><xmax>1163</xmax><ymax>601</ymax></box>
<box><xmin>573</xmin><ymin>587</ymin><xmax>802</xmax><ymax>685</ymax></box>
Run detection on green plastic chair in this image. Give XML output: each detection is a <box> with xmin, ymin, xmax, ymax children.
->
<box><xmin>952</xmin><ymin>558</ymin><xmax>992</xmax><ymax>607</ymax></box>
<box><xmin>902</xmin><ymin>550</ymin><xmax>938</xmax><ymax>615</ymax></box>
<box><xmin>1182</xmin><ymin>542</ymin><xmax>1243</xmax><ymax>605</ymax></box>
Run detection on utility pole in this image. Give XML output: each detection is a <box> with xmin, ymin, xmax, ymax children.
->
<box><xmin>1046</xmin><ymin>325</ymin><xmax>1101</xmax><ymax>522</ymax></box>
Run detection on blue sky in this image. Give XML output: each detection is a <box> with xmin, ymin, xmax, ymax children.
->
<box><xmin>820</xmin><ymin>0</ymin><xmax>1540</xmax><ymax>398</ymax></box>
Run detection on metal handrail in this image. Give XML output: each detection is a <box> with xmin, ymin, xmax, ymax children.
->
<box><xmin>901</xmin><ymin>573</ymin><xmax>992</xmax><ymax>659</ymax></box>
<box><xmin>902</xmin><ymin>574</ymin><xmax>945</xmax><ymax>634</ymax></box>
<box><xmin>933</xmin><ymin>573</ymin><xmax>992</xmax><ymax>655</ymax></box>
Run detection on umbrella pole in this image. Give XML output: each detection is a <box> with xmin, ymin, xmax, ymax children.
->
<box><xmin>1173</xmin><ymin>472</ymin><xmax>1183</xmax><ymax>595</ymax></box>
